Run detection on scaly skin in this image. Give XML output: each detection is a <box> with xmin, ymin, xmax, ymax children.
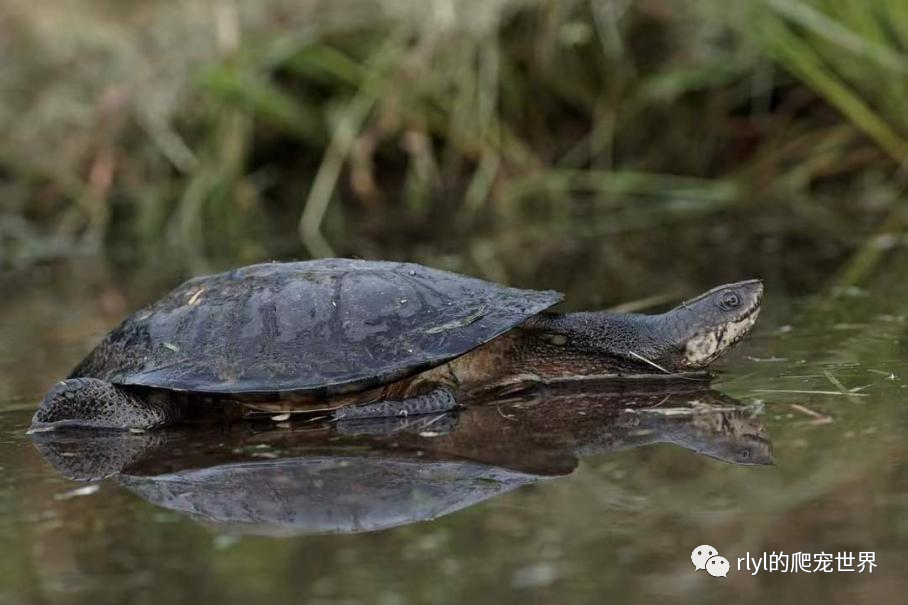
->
<box><xmin>32</xmin><ymin>378</ymin><xmax>184</xmax><ymax>431</ymax></box>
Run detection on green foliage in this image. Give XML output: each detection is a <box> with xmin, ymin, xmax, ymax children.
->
<box><xmin>749</xmin><ymin>0</ymin><xmax>908</xmax><ymax>162</ymax></box>
<box><xmin>0</xmin><ymin>0</ymin><xmax>907</xmax><ymax>266</ymax></box>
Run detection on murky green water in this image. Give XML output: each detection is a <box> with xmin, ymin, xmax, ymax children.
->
<box><xmin>3</xmin><ymin>248</ymin><xmax>908</xmax><ymax>604</ymax></box>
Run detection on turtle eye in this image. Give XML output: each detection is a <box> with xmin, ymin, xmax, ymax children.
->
<box><xmin>718</xmin><ymin>290</ymin><xmax>740</xmax><ymax>310</ymax></box>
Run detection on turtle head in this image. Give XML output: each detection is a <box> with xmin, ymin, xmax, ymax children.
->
<box><xmin>658</xmin><ymin>279</ymin><xmax>763</xmax><ymax>371</ymax></box>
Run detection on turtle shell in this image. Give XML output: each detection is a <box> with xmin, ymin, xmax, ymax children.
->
<box><xmin>72</xmin><ymin>259</ymin><xmax>563</xmax><ymax>395</ymax></box>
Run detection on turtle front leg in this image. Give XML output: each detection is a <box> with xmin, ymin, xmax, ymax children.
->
<box><xmin>333</xmin><ymin>387</ymin><xmax>458</xmax><ymax>420</ymax></box>
<box><xmin>31</xmin><ymin>378</ymin><xmax>184</xmax><ymax>431</ymax></box>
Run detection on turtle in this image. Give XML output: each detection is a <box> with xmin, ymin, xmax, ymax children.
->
<box><xmin>31</xmin><ymin>258</ymin><xmax>762</xmax><ymax>431</ymax></box>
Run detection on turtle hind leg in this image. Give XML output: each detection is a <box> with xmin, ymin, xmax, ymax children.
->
<box><xmin>333</xmin><ymin>387</ymin><xmax>458</xmax><ymax>421</ymax></box>
<box><xmin>31</xmin><ymin>378</ymin><xmax>183</xmax><ymax>431</ymax></box>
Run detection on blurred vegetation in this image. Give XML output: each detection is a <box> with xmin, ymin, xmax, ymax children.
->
<box><xmin>2</xmin><ymin>0</ymin><xmax>908</xmax><ymax>268</ymax></box>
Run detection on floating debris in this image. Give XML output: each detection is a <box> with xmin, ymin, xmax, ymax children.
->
<box><xmin>188</xmin><ymin>288</ymin><xmax>206</xmax><ymax>305</ymax></box>
<box><xmin>425</xmin><ymin>306</ymin><xmax>487</xmax><ymax>334</ymax></box>
<box><xmin>868</xmin><ymin>369</ymin><xmax>898</xmax><ymax>380</ymax></box>
<box><xmin>55</xmin><ymin>485</ymin><xmax>100</xmax><ymax>501</ymax></box>
<box><xmin>752</xmin><ymin>389</ymin><xmax>868</xmax><ymax>397</ymax></box>
<box><xmin>213</xmin><ymin>535</ymin><xmax>240</xmax><ymax>550</ymax></box>
<box><xmin>832</xmin><ymin>286</ymin><xmax>869</xmax><ymax>298</ymax></box>
<box><xmin>822</xmin><ymin>370</ymin><xmax>865</xmax><ymax>402</ymax></box>
<box><xmin>512</xmin><ymin>563</ymin><xmax>558</xmax><ymax>589</ymax></box>
<box><xmin>790</xmin><ymin>403</ymin><xmax>832</xmax><ymax>424</ymax></box>
<box><xmin>496</xmin><ymin>406</ymin><xmax>517</xmax><ymax>420</ymax></box>
<box><xmin>627</xmin><ymin>350</ymin><xmax>671</xmax><ymax>374</ymax></box>
<box><xmin>876</xmin><ymin>314</ymin><xmax>906</xmax><ymax>323</ymax></box>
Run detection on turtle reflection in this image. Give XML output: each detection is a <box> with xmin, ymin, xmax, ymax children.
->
<box><xmin>32</xmin><ymin>383</ymin><xmax>771</xmax><ymax>536</ymax></box>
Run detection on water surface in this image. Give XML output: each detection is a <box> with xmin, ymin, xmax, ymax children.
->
<box><xmin>2</xmin><ymin>252</ymin><xmax>908</xmax><ymax>604</ymax></box>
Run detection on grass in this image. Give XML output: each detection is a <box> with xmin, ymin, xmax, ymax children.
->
<box><xmin>0</xmin><ymin>0</ymin><xmax>907</xmax><ymax>272</ymax></box>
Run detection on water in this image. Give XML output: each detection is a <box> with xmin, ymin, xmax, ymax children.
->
<box><xmin>3</xmin><ymin>251</ymin><xmax>908</xmax><ymax>604</ymax></box>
